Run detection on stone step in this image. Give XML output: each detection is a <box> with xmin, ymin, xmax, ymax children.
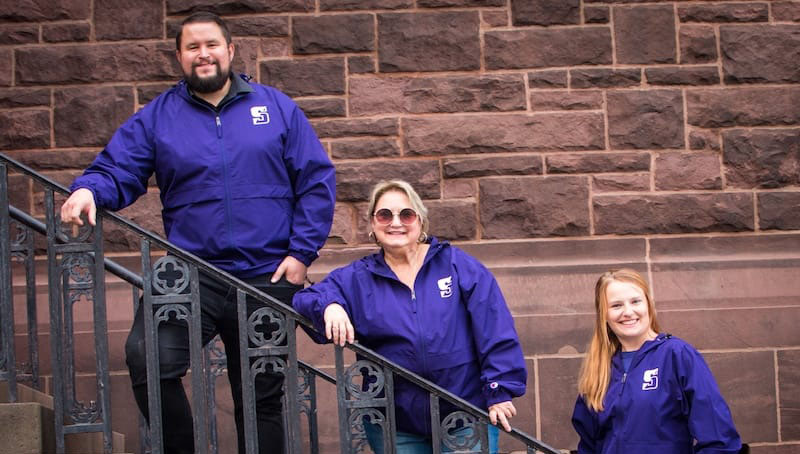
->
<box><xmin>0</xmin><ymin>382</ymin><xmax>127</xmax><ymax>453</ymax></box>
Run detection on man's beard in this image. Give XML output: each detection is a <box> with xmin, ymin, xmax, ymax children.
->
<box><xmin>185</xmin><ymin>61</ymin><xmax>230</xmax><ymax>94</ymax></box>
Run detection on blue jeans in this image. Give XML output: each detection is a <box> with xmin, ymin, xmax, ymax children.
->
<box><xmin>363</xmin><ymin>420</ymin><xmax>499</xmax><ymax>454</ymax></box>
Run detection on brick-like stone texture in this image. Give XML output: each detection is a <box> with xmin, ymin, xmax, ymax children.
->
<box><xmin>0</xmin><ymin>0</ymin><xmax>90</xmax><ymax>21</ymax></box>
<box><xmin>547</xmin><ymin>152</ymin><xmax>649</xmax><ymax>174</ymax></box>
<box><xmin>721</xmin><ymin>25</ymin><xmax>800</xmax><ymax>84</ymax></box>
<box><xmin>689</xmin><ymin>129</ymin><xmax>721</xmax><ymax>151</ymax></box>
<box><xmin>0</xmin><ymin>24</ymin><xmax>38</xmax><ymax>44</ymax></box>
<box><xmin>584</xmin><ymin>5</ymin><xmax>609</xmax><ymax>24</ymax></box>
<box><xmin>95</xmin><ymin>0</ymin><xmax>161</xmax><ymax>40</ymax></box>
<box><xmin>722</xmin><ymin>129</ymin><xmax>800</xmax><ymax>189</ymax></box>
<box><xmin>480</xmin><ymin>177</ymin><xmax>590</xmax><ymax>238</ymax></box>
<box><xmin>607</xmin><ymin>89</ymin><xmax>684</xmax><ymax>149</ymax></box>
<box><xmin>227</xmin><ymin>16</ymin><xmax>288</xmax><ymax>37</ymax></box>
<box><xmin>320</xmin><ymin>0</ymin><xmax>412</xmax><ymax>10</ymax></box>
<box><xmin>778</xmin><ymin>350</ymin><xmax>800</xmax><ymax>440</ymax></box>
<box><xmin>335</xmin><ymin>160</ymin><xmax>440</xmax><ymax>202</ymax></box>
<box><xmin>530</xmin><ymin>90</ymin><xmax>603</xmax><ymax>111</ymax></box>
<box><xmin>350</xmin><ymin>74</ymin><xmax>525</xmax><ymax>116</ymax></box>
<box><xmin>0</xmin><ymin>110</ymin><xmax>51</xmax><ymax>149</ymax></box>
<box><xmin>645</xmin><ymin>66</ymin><xmax>720</xmax><ymax>86</ymax></box>
<box><xmin>425</xmin><ymin>199</ymin><xmax>477</xmax><ymax>241</ymax></box>
<box><xmin>538</xmin><ymin>357</ymin><xmax>583</xmax><ymax>450</ymax></box>
<box><xmin>654</xmin><ymin>151</ymin><xmax>722</xmax><ymax>190</ymax></box>
<box><xmin>261</xmin><ymin>58</ymin><xmax>345</xmax><ymax>97</ymax></box>
<box><xmin>404</xmin><ymin>113</ymin><xmax>604</xmax><ymax>155</ymax></box>
<box><xmin>570</xmin><ymin>68</ymin><xmax>641</xmax><ymax>88</ymax></box>
<box><xmin>679</xmin><ymin>25</ymin><xmax>718</xmax><ymax>63</ymax></box>
<box><xmin>330</xmin><ymin>138</ymin><xmax>400</xmax><ymax>159</ymax></box>
<box><xmin>54</xmin><ymin>86</ymin><xmax>135</xmax><ymax>148</ymax></box>
<box><xmin>348</xmin><ymin>56</ymin><xmax>375</xmax><ymax>74</ymax></box>
<box><xmin>292</xmin><ymin>14</ymin><xmax>374</xmax><ymax>54</ymax></box>
<box><xmin>528</xmin><ymin>70</ymin><xmax>568</xmax><ymax>88</ymax></box>
<box><xmin>592</xmin><ymin>173</ymin><xmax>650</xmax><ymax>192</ymax></box>
<box><xmin>166</xmin><ymin>0</ymin><xmax>312</xmax><ymax>15</ymax></box>
<box><xmin>296</xmin><ymin>98</ymin><xmax>346</xmax><ymax>118</ymax></box>
<box><xmin>687</xmin><ymin>87</ymin><xmax>800</xmax><ymax>128</ymax></box>
<box><xmin>418</xmin><ymin>0</ymin><xmax>504</xmax><ymax>6</ymax></box>
<box><xmin>0</xmin><ymin>49</ymin><xmax>11</xmax><ymax>86</ymax></box>
<box><xmin>481</xmin><ymin>10</ymin><xmax>507</xmax><ymax>27</ymax></box>
<box><xmin>16</xmin><ymin>43</ymin><xmax>179</xmax><ymax>85</ymax></box>
<box><xmin>511</xmin><ymin>0</ymin><xmax>580</xmax><ymax>26</ymax></box>
<box><xmin>678</xmin><ymin>3</ymin><xmax>769</xmax><ymax>23</ymax></box>
<box><xmin>42</xmin><ymin>22</ymin><xmax>91</xmax><ymax>42</ymax></box>
<box><xmin>759</xmin><ymin>192</ymin><xmax>800</xmax><ymax>231</ymax></box>
<box><xmin>378</xmin><ymin>12</ymin><xmax>480</xmax><ymax>72</ymax></box>
<box><xmin>443</xmin><ymin>155</ymin><xmax>543</xmax><ymax>178</ymax></box>
<box><xmin>312</xmin><ymin>118</ymin><xmax>398</xmax><ymax>139</ymax></box>
<box><xmin>485</xmin><ymin>27</ymin><xmax>612</xmax><ymax>69</ymax></box>
<box><xmin>594</xmin><ymin>193</ymin><xmax>754</xmax><ymax>234</ymax></box>
<box><xmin>0</xmin><ymin>88</ymin><xmax>50</xmax><ymax>108</ymax></box>
<box><xmin>774</xmin><ymin>1</ymin><xmax>800</xmax><ymax>21</ymax></box>
<box><xmin>614</xmin><ymin>5</ymin><xmax>676</xmax><ymax>64</ymax></box>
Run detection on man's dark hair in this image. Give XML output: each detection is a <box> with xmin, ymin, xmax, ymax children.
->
<box><xmin>176</xmin><ymin>11</ymin><xmax>232</xmax><ymax>50</ymax></box>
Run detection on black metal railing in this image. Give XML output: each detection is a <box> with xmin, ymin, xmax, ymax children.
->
<box><xmin>0</xmin><ymin>152</ymin><xmax>559</xmax><ymax>454</ymax></box>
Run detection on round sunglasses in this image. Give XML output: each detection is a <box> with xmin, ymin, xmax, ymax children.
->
<box><xmin>373</xmin><ymin>208</ymin><xmax>418</xmax><ymax>225</ymax></box>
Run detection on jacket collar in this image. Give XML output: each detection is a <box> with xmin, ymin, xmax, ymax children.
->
<box><xmin>365</xmin><ymin>236</ymin><xmax>447</xmax><ymax>280</ymax></box>
<box><xmin>611</xmin><ymin>332</ymin><xmax>672</xmax><ymax>372</ymax></box>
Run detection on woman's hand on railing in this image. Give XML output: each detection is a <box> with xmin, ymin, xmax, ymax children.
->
<box><xmin>60</xmin><ymin>188</ymin><xmax>97</xmax><ymax>226</ymax></box>
<box><xmin>488</xmin><ymin>400</ymin><xmax>517</xmax><ymax>432</ymax></box>
<box><xmin>324</xmin><ymin>303</ymin><xmax>354</xmax><ymax>346</ymax></box>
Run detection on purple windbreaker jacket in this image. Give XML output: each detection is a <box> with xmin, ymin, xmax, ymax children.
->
<box><xmin>293</xmin><ymin>237</ymin><xmax>527</xmax><ymax>436</ymax></box>
<box><xmin>70</xmin><ymin>75</ymin><xmax>336</xmax><ymax>277</ymax></box>
<box><xmin>572</xmin><ymin>333</ymin><xmax>742</xmax><ymax>454</ymax></box>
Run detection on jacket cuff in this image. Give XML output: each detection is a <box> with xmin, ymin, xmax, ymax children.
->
<box><xmin>289</xmin><ymin>250</ymin><xmax>317</xmax><ymax>267</ymax></box>
<box><xmin>484</xmin><ymin>384</ymin><xmax>514</xmax><ymax>407</ymax></box>
<box><xmin>69</xmin><ymin>184</ymin><xmax>100</xmax><ymax>206</ymax></box>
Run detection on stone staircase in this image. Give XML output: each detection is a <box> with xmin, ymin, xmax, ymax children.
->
<box><xmin>0</xmin><ymin>382</ymin><xmax>127</xmax><ymax>454</ymax></box>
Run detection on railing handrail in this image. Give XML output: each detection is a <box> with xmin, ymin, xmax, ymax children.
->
<box><xmin>1</xmin><ymin>151</ymin><xmax>560</xmax><ymax>454</ymax></box>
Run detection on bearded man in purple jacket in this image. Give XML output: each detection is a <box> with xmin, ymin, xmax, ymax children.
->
<box><xmin>60</xmin><ymin>11</ymin><xmax>335</xmax><ymax>454</ymax></box>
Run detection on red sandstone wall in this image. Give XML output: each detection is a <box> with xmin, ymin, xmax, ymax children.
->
<box><xmin>2</xmin><ymin>1</ymin><xmax>800</xmax><ymax>453</ymax></box>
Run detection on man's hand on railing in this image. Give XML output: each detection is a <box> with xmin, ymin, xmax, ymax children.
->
<box><xmin>323</xmin><ymin>303</ymin><xmax>354</xmax><ymax>346</ymax></box>
<box><xmin>489</xmin><ymin>400</ymin><xmax>517</xmax><ymax>432</ymax></box>
<box><xmin>60</xmin><ymin>188</ymin><xmax>97</xmax><ymax>226</ymax></box>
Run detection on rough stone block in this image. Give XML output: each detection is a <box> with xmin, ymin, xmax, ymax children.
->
<box><xmin>349</xmin><ymin>74</ymin><xmax>525</xmax><ymax>116</ymax></box>
<box><xmin>481</xmin><ymin>10</ymin><xmax>508</xmax><ymax>27</ymax></box>
<box><xmin>584</xmin><ymin>5</ymin><xmax>609</xmax><ymax>23</ymax></box>
<box><xmin>779</xmin><ymin>350</ymin><xmax>800</xmax><ymax>440</ymax></box>
<box><xmin>538</xmin><ymin>357</ymin><xmax>583</xmax><ymax>450</ymax></box>
<box><xmin>722</xmin><ymin>128</ymin><xmax>800</xmax><ymax>189</ymax></box>
<box><xmin>335</xmin><ymin>160</ymin><xmax>440</xmax><ymax>202</ymax></box>
<box><xmin>136</xmin><ymin>83</ymin><xmax>173</xmax><ymax>106</ymax></box>
<box><xmin>4</xmin><ymin>149</ymin><xmax>98</xmax><ymax>170</ymax></box>
<box><xmin>0</xmin><ymin>0</ymin><xmax>90</xmax><ymax>21</ymax></box>
<box><xmin>330</xmin><ymin>138</ymin><xmax>400</xmax><ymax>159</ymax></box>
<box><xmin>547</xmin><ymin>152</ymin><xmax>649</xmax><ymax>174</ymax></box>
<box><xmin>593</xmin><ymin>193</ymin><xmax>754</xmax><ymax>234</ymax></box>
<box><xmin>443</xmin><ymin>155</ymin><xmax>543</xmax><ymax>178</ymax></box>
<box><xmin>292</xmin><ymin>14</ymin><xmax>374</xmax><ymax>54</ymax></box>
<box><xmin>645</xmin><ymin>66</ymin><xmax>720</xmax><ymax>85</ymax></box>
<box><xmin>486</xmin><ymin>27</ymin><xmax>612</xmax><ymax>69</ymax></box>
<box><xmin>0</xmin><ymin>24</ymin><xmax>38</xmax><ymax>44</ymax></box>
<box><xmin>688</xmin><ymin>128</ymin><xmax>721</xmax><ymax>151</ymax></box>
<box><xmin>0</xmin><ymin>110</ymin><xmax>51</xmax><ymax>150</ymax></box>
<box><xmin>95</xmin><ymin>0</ymin><xmax>161</xmax><ymax>40</ymax></box>
<box><xmin>570</xmin><ymin>68</ymin><xmax>641</xmax><ymax>88</ymax></box>
<box><xmin>231</xmin><ymin>38</ymin><xmax>259</xmax><ymax>77</ymax></box>
<box><xmin>592</xmin><ymin>173</ymin><xmax>650</xmax><ymax>192</ymax></box>
<box><xmin>425</xmin><ymin>199</ymin><xmax>477</xmax><ymax>241</ymax></box>
<box><xmin>15</xmin><ymin>43</ymin><xmax>179</xmax><ymax>85</ymax></box>
<box><xmin>721</xmin><ymin>25</ymin><xmax>800</xmax><ymax>84</ymax></box>
<box><xmin>654</xmin><ymin>151</ymin><xmax>722</xmax><ymax>190</ymax></box>
<box><xmin>417</xmin><ymin>0</ymin><xmax>504</xmax><ymax>6</ymax></box>
<box><xmin>680</xmin><ymin>25</ymin><xmax>718</xmax><ymax>63</ymax></box>
<box><xmin>320</xmin><ymin>0</ymin><xmax>413</xmax><ymax>10</ymax></box>
<box><xmin>759</xmin><ymin>192</ymin><xmax>800</xmax><ymax>231</ymax></box>
<box><xmin>0</xmin><ymin>402</ymin><xmax>55</xmax><ymax>454</ymax></box>
<box><xmin>328</xmin><ymin>203</ymin><xmax>357</xmax><ymax>245</ymax></box>
<box><xmin>614</xmin><ymin>5</ymin><xmax>676</xmax><ymax>64</ymax></box>
<box><xmin>227</xmin><ymin>16</ymin><xmax>288</xmax><ymax>37</ymax></box>
<box><xmin>442</xmin><ymin>179</ymin><xmax>476</xmax><ymax>199</ymax></box>
<box><xmin>513</xmin><ymin>313</ymin><xmax>593</xmax><ymax>355</ymax></box>
<box><xmin>42</xmin><ymin>22</ymin><xmax>91</xmax><ymax>42</ymax></box>
<box><xmin>312</xmin><ymin>118</ymin><xmax>398</xmax><ymax>139</ymax></box>
<box><xmin>0</xmin><ymin>49</ymin><xmax>10</xmax><ymax>86</ymax></box>
<box><xmin>530</xmin><ymin>90</ymin><xmax>603</xmax><ymax>111</ymax></box>
<box><xmin>348</xmin><ymin>56</ymin><xmax>375</xmax><ymax>74</ymax></box>
<box><xmin>479</xmin><ymin>176</ymin><xmax>590</xmax><ymax>238</ymax></box>
<box><xmin>166</xmin><ymin>0</ymin><xmax>312</xmax><ymax>14</ymax></box>
<box><xmin>378</xmin><ymin>11</ymin><xmax>480</xmax><ymax>72</ymax></box>
<box><xmin>510</xmin><ymin>0</ymin><xmax>580</xmax><ymax>26</ymax></box>
<box><xmin>0</xmin><ymin>88</ymin><xmax>50</xmax><ymax>108</ymax></box>
<box><xmin>527</xmin><ymin>70</ymin><xmax>568</xmax><ymax>88</ymax></box>
<box><xmin>687</xmin><ymin>87</ymin><xmax>800</xmax><ymax>128</ymax></box>
<box><xmin>54</xmin><ymin>86</ymin><xmax>135</xmax><ymax>148</ymax></box>
<box><xmin>260</xmin><ymin>37</ymin><xmax>289</xmax><ymax>58</ymax></box>
<box><xmin>261</xmin><ymin>58</ymin><xmax>345</xmax><ymax>97</ymax></box>
<box><xmin>7</xmin><ymin>173</ymin><xmax>30</xmax><ymax>211</ymax></box>
<box><xmin>774</xmin><ymin>1</ymin><xmax>800</xmax><ymax>21</ymax></box>
<box><xmin>404</xmin><ymin>113</ymin><xmax>605</xmax><ymax>155</ymax></box>
<box><xmin>607</xmin><ymin>89</ymin><xmax>684</xmax><ymax>149</ymax></box>
<box><xmin>678</xmin><ymin>3</ymin><xmax>769</xmax><ymax>23</ymax></box>
<box><xmin>296</xmin><ymin>98</ymin><xmax>346</xmax><ymax>118</ymax></box>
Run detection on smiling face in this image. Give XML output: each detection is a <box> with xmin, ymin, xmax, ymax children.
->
<box><xmin>176</xmin><ymin>21</ymin><xmax>234</xmax><ymax>94</ymax></box>
<box><xmin>371</xmin><ymin>190</ymin><xmax>422</xmax><ymax>252</ymax></box>
<box><xmin>605</xmin><ymin>280</ymin><xmax>657</xmax><ymax>351</ymax></box>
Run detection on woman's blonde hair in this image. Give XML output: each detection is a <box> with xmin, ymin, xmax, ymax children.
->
<box><xmin>577</xmin><ymin>269</ymin><xmax>661</xmax><ymax>411</ymax></box>
<box><xmin>367</xmin><ymin>180</ymin><xmax>429</xmax><ymax>238</ymax></box>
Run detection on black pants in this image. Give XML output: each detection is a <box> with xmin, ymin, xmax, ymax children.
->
<box><xmin>125</xmin><ymin>271</ymin><xmax>302</xmax><ymax>454</ymax></box>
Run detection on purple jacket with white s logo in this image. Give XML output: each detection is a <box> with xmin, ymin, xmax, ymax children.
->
<box><xmin>293</xmin><ymin>237</ymin><xmax>527</xmax><ymax>436</ymax></box>
<box><xmin>572</xmin><ymin>333</ymin><xmax>742</xmax><ymax>454</ymax></box>
<box><xmin>70</xmin><ymin>75</ymin><xmax>335</xmax><ymax>277</ymax></box>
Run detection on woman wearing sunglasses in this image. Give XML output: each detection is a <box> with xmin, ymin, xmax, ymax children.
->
<box><xmin>293</xmin><ymin>180</ymin><xmax>526</xmax><ymax>454</ymax></box>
